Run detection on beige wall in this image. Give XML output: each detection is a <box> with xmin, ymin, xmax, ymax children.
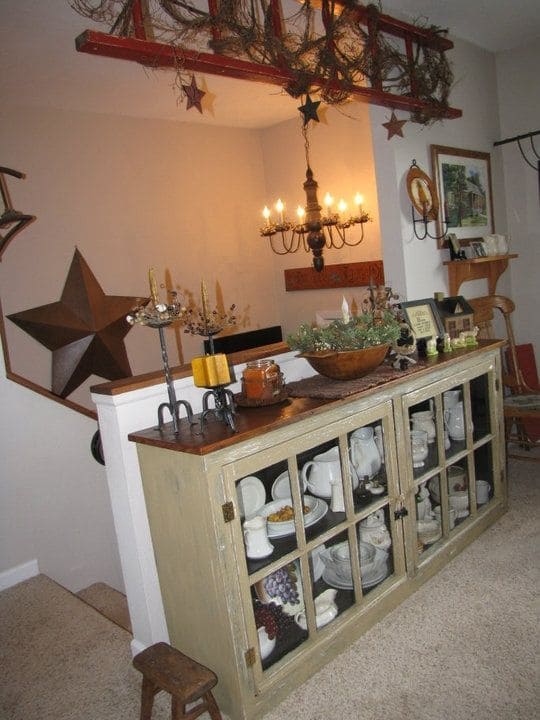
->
<box><xmin>262</xmin><ymin>103</ymin><xmax>383</xmax><ymax>337</ymax></box>
<box><xmin>1</xmin><ymin>103</ymin><xmax>383</xmax><ymax>409</ymax></box>
<box><xmin>0</xmin><ymin>108</ymin><xmax>281</xmax><ymax>409</ymax></box>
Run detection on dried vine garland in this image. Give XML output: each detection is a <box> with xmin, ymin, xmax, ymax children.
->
<box><xmin>71</xmin><ymin>0</ymin><xmax>454</xmax><ymax>123</ymax></box>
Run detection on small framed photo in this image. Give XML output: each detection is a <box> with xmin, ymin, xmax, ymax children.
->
<box><xmin>400</xmin><ymin>298</ymin><xmax>444</xmax><ymax>341</ymax></box>
<box><xmin>447</xmin><ymin>233</ymin><xmax>460</xmax><ymax>255</ymax></box>
<box><xmin>470</xmin><ymin>240</ymin><xmax>487</xmax><ymax>257</ymax></box>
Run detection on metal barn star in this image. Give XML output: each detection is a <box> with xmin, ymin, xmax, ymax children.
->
<box><xmin>8</xmin><ymin>248</ymin><xmax>147</xmax><ymax>398</ymax></box>
<box><xmin>298</xmin><ymin>95</ymin><xmax>321</xmax><ymax>126</ymax></box>
<box><xmin>382</xmin><ymin>111</ymin><xmax>407</xmax><ymax>139</ymax></box>
<box><xmin>182</xmin><ymin>75</ymin><xmax>205</xmax><ymax>113</ymax></box>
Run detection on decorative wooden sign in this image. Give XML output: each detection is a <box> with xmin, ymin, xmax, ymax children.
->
<box><xmin>284</xmin><ymin>261</ymin><xmax>384</xmax><ymax>292</ymax></box>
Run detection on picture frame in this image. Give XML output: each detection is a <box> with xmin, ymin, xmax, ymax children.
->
<box><xmin>400</xmin><ymin>298</ymin><xmax>444</xmax><ymax>341</ymax></box>
<box><xmin>470</xmin><ymin>240</ymin><xmax>487</xmax><ymax>258</ymax></box>
<box><xmin>430</xmin><ymin>145</ymin><xmax>495</xmax><ymax>248</ymax></box>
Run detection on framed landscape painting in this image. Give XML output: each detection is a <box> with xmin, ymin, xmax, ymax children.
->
<box><xmin>430</xmin><ymin>145</ymin><xmax>494</xmax><ymax>247</ymax></box>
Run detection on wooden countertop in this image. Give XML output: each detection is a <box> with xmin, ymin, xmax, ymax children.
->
<box><xmin>128</xmin><ymin>340</ymin><xmax>504</xmax><ymax>455</ymax></box>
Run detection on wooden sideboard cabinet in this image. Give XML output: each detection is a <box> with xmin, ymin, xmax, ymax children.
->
<box><xmin>130</xmin><ymin>341</ymin><xmax>506</xmax><ymax>720</ymax></box>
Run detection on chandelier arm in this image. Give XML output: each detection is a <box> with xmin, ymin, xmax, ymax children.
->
<box><xmin>331</xmin><ymin>224</ymin><xmax>348</xmax><ymax>247</ymax></box>
<box><xmin>269</xmin><ymin>233</ymin><xmax>297</xmax><ymax>254</ymax></box>
<box><xmin>341</xmin><ymin>222</ymin><xmax>366</xmax><ymax>246</ymax></box>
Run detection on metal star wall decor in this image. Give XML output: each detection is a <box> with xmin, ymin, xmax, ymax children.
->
<box><xmin>298</xmin><ymin>94</ymin><xmax>321</xmax><ymax>126</ymax></box>
<box><xmin>382</xmin><ymin>111</ymin><xmax>407</xmax><ymax>139</ymax></box>
<box><xmin>8</xmin><ymin>248</ymin><xmax>147</xmax><ymax>398</ymax></box>
<box><xmin>182</xmin><ymin>75</ymin><xmax>205</xmax><ymax>113</ymax></box>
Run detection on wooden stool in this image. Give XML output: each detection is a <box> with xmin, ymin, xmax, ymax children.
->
<box><xmin>133</xmin><ymin>642</ymin><xmax>222</xmax><ymax>720</ymax></box>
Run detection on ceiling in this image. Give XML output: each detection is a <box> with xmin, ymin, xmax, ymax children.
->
<box><xmin>381</xmin><ymin>0</ymin><xmax>540</xmax><ymax>55</ymax></box>
<box><xmin>1</xmin><ymin>1</ymin><xmax>539</xmax><ymax>129</ymax></box>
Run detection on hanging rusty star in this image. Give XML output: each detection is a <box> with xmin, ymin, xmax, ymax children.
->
<box><xmin>382</xmin><ymin>111</ymin><xmax>407</xmax><ymax>139</ymax></box>
<box><xmin>182</xmin><ymin>75</ymin><xmax>205</xmax><ymax>113</ymax></box>
<box><xmin>298</xmin><ymin>94</ymin><xmax>321</xmax><ymax>126</ymax></box>
<box><xmin>8</xmin><ymin>248</ymin><xmax>148</xmax><ymax>398</ymax></box>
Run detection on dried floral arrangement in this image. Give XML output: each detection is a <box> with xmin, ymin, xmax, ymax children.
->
<box><xmin>286</xmin><ymin>310</ymin><xmax>401</xmax><ymax>353</ymax></box>
<box><xmin>71</xmin><ymin>0</ymin><xmax>454</xmax><ymax>124</ymax></box>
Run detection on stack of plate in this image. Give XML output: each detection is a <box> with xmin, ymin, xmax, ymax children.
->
<box><xmin>320</xmin><ymin>541</ymin><xmax>389</xmax><ymax>590</ymax></box>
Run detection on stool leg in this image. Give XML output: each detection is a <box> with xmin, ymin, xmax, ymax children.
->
<box><xmin>171</xmin><ymin>696</ymin><xmax>183</xmax><ymax>720</ymax></box>
<box><xmin>140</xmin><ymin>677</ymin><xmax>157</xmax><ymax>720</ymax></box>
<box><xmin>205</xmin><ymin>691</ymin><xmax>223</xmax><ymax>720</ymax></box>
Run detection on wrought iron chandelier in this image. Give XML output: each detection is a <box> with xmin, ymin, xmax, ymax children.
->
<box><xmin>259</xmin><ymin>123</ymin><xmax>370</xmax><ymax>272</ymax></box>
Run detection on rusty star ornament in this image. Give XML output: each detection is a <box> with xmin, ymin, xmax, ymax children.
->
<box><xmin>382</xmin><ymin>111</ymin><xmax>407</xmax><ymax>139</ymax></box>
<box><xmin>8</xmin><ymin>248</ymin><xmax>148</xmax><ymax>398</ymax></box>
<box><xmin>182</xmin><ymin>75</ymin><xmax>205</xmax><ymax>113</ymax></box>
<box><xmin>298</xmin><ymin>94</ymin><xmax>321</xmax><ymax>126</ymax></box>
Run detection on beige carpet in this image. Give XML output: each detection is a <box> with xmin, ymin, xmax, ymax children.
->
<box><xmin>1</xmin><ymin>459</ymin><xmax>538</xmax><ymax>720</ymax></box>
<box><xmin>76</xmin><ymin>582</ymin><xmax>132</xmax><ymax>633</ymax></box>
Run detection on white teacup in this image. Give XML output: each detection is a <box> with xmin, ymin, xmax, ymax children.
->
<box><xmin>433</xmin><ymin>505</ymin><xmax>457</xmax><ymax>529</ymax></box>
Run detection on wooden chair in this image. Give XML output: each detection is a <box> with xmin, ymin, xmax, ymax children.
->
<box><xmin>469</xmin><ymin>295</ymin><xmax>540</xmax><ymax>461</ymax></box>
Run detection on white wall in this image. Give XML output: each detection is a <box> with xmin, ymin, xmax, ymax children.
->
<box><xmin>0</xmin><ymin>343</ymin><xmax>123</xmax><ymax>592</ymax></box>
<box><xmin>496</xmin><ymin>40</ymin><xmax>540</xmax><ymax>361</ymax></box>
<box><xmin>371</xmin><ymin>37</ymin><xmax>510</xmax><ymax>303</ymax></box>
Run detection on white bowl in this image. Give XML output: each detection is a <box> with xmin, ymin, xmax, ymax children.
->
<box><xmin>262</xmin><ymin>496</ymin><xmax>318</xmax><ymax>533</ymax></box>
<box><xmin>429</xmin><ymin>469</ymin><xmax>469</xmax><ymax>518</ymax></box>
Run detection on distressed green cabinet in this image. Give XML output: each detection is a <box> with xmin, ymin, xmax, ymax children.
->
<box><xmin>130</xmin><ymin>341</ymin><xmax>506</xmax><ymax>720</ymax></box>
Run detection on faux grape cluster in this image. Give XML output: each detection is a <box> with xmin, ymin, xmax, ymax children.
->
<box><xmin>263</xmin><ymin>566</ymin><xmax>299</xmax><ymax>605</ymax></box>
<box><xmin>254</xmin><ymin>601</ymin><xmax>296</xmax><ymax>641</ymax></box>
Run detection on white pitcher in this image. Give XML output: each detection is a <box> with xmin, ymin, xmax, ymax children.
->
<box><xmin>302</xmin><ymin>447</ymin><xmax>359</xmax><ymax>497</ymax></box>
<box><xmin>243</xmin><ymin>515</ymin><xmax>273</xmax><ymax>559</ymax></box>
<box><xmin>350</xmin><ymin>426</ymin><xmax>381</xmax><ymax>480</ymax></box>
<box><xmin>443</xmin><ymin>389</ymin><xmax>461</xmax><ymax>410</ymax></box>
<box><xmin>445</xmin><ymin>401</ymin><xmax>470</xmax><ymax>441</ymax></box>
<box><xmin>411</xmin><ymin>410</ymin><xmax>436</xmax><ymax>443</ymax></box>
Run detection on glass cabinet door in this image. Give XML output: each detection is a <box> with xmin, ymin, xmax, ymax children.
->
<box><xmin>226</xmin><ymin>402</ymin><xmax>405</xmax><ymax>676</ymax></box>
<box><xmin>401</xmin><ymin>364</ymin><xmax>500</xmax><ymax>567</ymax></box>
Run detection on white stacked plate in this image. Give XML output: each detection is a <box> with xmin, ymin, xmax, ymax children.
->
<box><xmin>320</xmin><ymin>542</ymin><xmax>389</xmax><ymax>590</ymax></box>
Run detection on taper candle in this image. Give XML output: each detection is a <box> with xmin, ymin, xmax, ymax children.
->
<box><xmin>149</xmin><ymin>268</ymin><xmax>159</xmax><ymax>305</ymax></box>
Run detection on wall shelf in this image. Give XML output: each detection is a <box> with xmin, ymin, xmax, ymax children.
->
<box><xmin>443</xmin><ymin>254</ymin><xmax>518</xmax><ymax>296</ymax></box>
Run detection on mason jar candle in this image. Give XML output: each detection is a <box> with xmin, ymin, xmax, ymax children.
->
<box><xmin>242</xmin><ymin>359</ymin><xmax>282</xmax><ymax>401</ymax></box>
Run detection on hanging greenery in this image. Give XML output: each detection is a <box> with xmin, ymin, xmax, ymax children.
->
<box><xmin>71</xmin><ymin>0</ymin><xmax>454</xmax><ymax>124</ymax></box>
